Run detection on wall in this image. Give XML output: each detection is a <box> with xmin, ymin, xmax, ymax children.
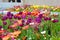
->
<box><xmin>24</xmin><ymin>0</ymin><xmax>60</xmax><ymax>6</ymax></box>
<box><xmin>0</xmin><ymin>0</ymin><xmax>23</xmax><ymax>10</ymax></box>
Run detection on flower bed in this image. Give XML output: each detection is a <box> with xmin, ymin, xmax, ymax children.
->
<box><xmin>0</xmin><ymin>5</ymin><xmax>60</xmax><ymax>40</ymax></box>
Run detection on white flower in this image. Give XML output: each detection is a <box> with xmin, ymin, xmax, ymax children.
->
<box><xmin>41</xmin><ymin>31</ymin><xmax>46</xmax><ymax>34</ymax></box>
<box><xmin>1</xmin><ymin>28</ymin><xmax>4</xmax><ymax>30</ymax></box>
<box><xmin>51</xmin><ymin>18</ymin><xmax>54</xmax><ymax>21</ymax></box>
<box><xmin>29</xmin><ymin>22</ymin><xmax>35</xmax><ymax>25</ymax></box>
<box><xmin>41</xmin><ymin>10</ymin><xmax>47</xmax><ymax>13</ymax></box>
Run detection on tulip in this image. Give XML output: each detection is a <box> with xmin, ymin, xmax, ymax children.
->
<box><xmin>21</xmin><ymin>15</ymin><xmax>26</xmax><ymax>19</ymax></box>
<box><xmin>17</xmin><ymin>16</ymin><xmax>21</xmax><ymax>20</ymax></box>
<box><xmin>26</xmin><ymin>18</ymin><xmax>32</xmax><ymax>25</ymax></box>
<box><xmin>19</xmin><ymin>24</ymin><xmax>23</xmax><ymax>27</ymax></box>
<box><xmin>22</xmin><ymin>25</ymin><xmax>29</xmax><ymax>30</ymax></box>
<box><xmin>35</xmin><ymin>17</ymin><xmax>41</xmax><ymax>23</ymax></box>
<box><xmin>2</xmin><ymin>16</ymin><xmax>8</xmax><ymax>21</ymax></box>
<box><xmin>38</xmin><ymin>14</ymin><xmax>43</xmax><ymax>18</ymax></box>
<box><xmin>0</xmin><ymin>26</ymin><xmax>2</xmax><ymax>29</ymax></box>
<box><xmin>18</xmin><ymin>12</ymin><xmax>23</xmax><ymax>15</ymax></box>
<box><xmin>3</xmin><ymin>21</ymin><xmax>7</xmax><ymax>25</ymax></box>
<box><xmin>41</xmin><ymin>31</ymin><xmax>46</xmax><ymax>34</ymax></box>
<box><xmin>14</xmin><ymin>16</ymin><xmax>17</xmax><ymax>19</ymax></box>
<box><xmin>7</xmin><ymin>12</ymin><xmax>11</xmax><ymax>16</ymax></box>
<box><xmin>44</xmin><ymin>17</ymin><xmax>51</xmax><ymax>21</ymax></box>
<box><xmin>52</xmin><ymin>19</ymin><xmax>59</xmax><ymax>23</ymax></box>
<box><xmin>8</xmin><ymin>16</ymin><xmax>12</xmax><ymax>19</ymax></box>
<box><xmin>28</xmin><ymin>12</ymin><xmax>31</xmax><ymax>15</ymax></box>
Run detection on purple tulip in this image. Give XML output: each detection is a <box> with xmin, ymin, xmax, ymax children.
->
<box><xmin>44</xmin><ymin>17</ymin><xmax>51</xmax><ymax>21</ymax></box>
<box><xmin>22</xmin><ymin>20</ymin><xmax>25</xmax><ymax>24</ymax></box>
<box><xmin>26</xmin><ymin>18</ymin><xmax>32</xmax><ymax>24</ymax></box>
<box><xmin>2</xmin><ymin>16</ymin><xmax>8</xmax><ymax>21</ymax></box>
<box><xmin>17</xmin><ymin>16</ymin><xmax>21</xmax><ymax>19</ymax></box>
<box><xmin>7</xmin><ymin>12</ymin><xmax>11</xmax><ymax>16</ymax></box>
<box><xmin>0</xmin><ymin>26</ymin><xmax>2</xmax><ymax>29</ymax></box>
<box><xmin>44</xmin><ymin>17</ymin><xmax>48</xmax><ymax>21</ymax></box>
<box><xmin>8</xmin><ymin>16</ymin><xmax>12</xmax><ymax>19</ymax></box>
<box><xmin>48</xmin><ymin>17</ymin><xmax>51</xmax><ymax>20</ymax></box>
<box><xmin>35</xmin><ymin>17</ymin><xmax>41</xmax><ymax>23</ymax></box>
<box><xmin>52</xmin><ymin>19</ymin><xmax>59</xmax><ymax>23</ymax></box>
<box><xmin>38</xmin><ymin>14</ymin><xmax>43</xmax><ymax>18</ymax></box>
<box><xmin>11</xmin><ymin>14</ymin><xmax>13</xmax><ymax>16</ymax></box>
<box><xmin>19</xmin><ymin>12</ymin><xmax>23</xmax><ymax>15</ymax></box>
<box><xmin>14</xmin><ymin>16</ymin><xmax>17</xmax><ymax>19</ymax></box>
<box><xmin>22</xmin><ymin>20</ymin><xmax>25</xmax><ymax>23</ymax></box>
<box><xmin>28</xmin><ymin>12</ymin><xmax>31</xmax><ymax>15</ymax></box>
<box><xmin>3</xmin><ymin>21</ymin><xmax>7</xmax><ymax>25</ymax></box>
<box><xmin>21</xmin><ymin>15</ymin><xmax>26</xmax><ymax>19</ymax></box>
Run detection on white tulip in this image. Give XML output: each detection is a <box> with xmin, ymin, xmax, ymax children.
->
<box><xmin>29</xmin><ymin>22</ymin><xmax>35</xmax><ymax>25</ymax></box>
<box><xmin>41</xmin><ymin>31</ymin><xmax>46</xmax><ymax>34</ymax></box>
<box><xmin>51</xmin><ymin>18</ymin><xmax>54</xmax><ymax>21</ymax></box>
<box><xmin>1</xmin><ymin>28</ymin><xmax>4</xmax><ymax>30</ymax></box>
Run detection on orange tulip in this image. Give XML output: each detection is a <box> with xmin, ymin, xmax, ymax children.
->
<box><xmin>23</xmin><ymin>10</ymin><xmax>28</xmax><ymax>15</ymax></box>
<box><xmin>10</xmin><ymin>23</ymin><xmax>18</xmax><ymax>28</ymax></box>
<box><xmin>10</xmin><ymin>31</ymin><xmax>21</xmax><ymax>38</ymax></box>
<box><xmin>17</xmin><ymin>20</ymin><xmax>22</xmax><ymax>25</ymax></box>
<box><xmin>31</xmin><ymin>10</ymin><xmax>39</xmax><ymax>16</ymax></box>
<box><xmin>22</xmin><ymin>25</ymin><xmax>29</xmax><ymax>30</ymax></box>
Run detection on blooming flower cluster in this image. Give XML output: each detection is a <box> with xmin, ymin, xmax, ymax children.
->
<box><xmin>0</xmin><ymin>5</ymin><xmax>60</xmax><ymax>40</ymax></box>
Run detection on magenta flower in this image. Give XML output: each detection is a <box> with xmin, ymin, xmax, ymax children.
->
<box><xmin>22</xmin><ymin>20</ymin><xmax>25</xmax><ymax>23</ymax></box>
<box><xmin>0</xmin><ymin>34</ymin><xmax>5</xmax><ymax>38</ymax></box>
<box><xmin>8</xmin><ymin>16</ymin><xmax>12</xmax><ymax>19</ymax></box>
<box><xmin>3</xmin><ymin>21</ymin><xmax>7</xmax><ymax>25</ymax></box>
<box><xmin>19</xmin><ymin>24</ymin><xmax>23</xmax><ymax>27</ymax></box>
<box><xmin>11</xmin><ymin>14</ymin><xmax>13</xmax><ymax>16</ymax></box>
<box><xmin>22</xmin><ymin>19</ymin><xmax>25</xmax><ymax>25</ymax></box>
<box><xmin>52</xmin><ymin>19</ymin><xmax>59</xmax><ymax>23</ymax></box>
<box><xmin>21</xmin><ymin>15</ymin><xmax>26</xmax><ymax>19</ymax></box>
<box><xmin>7</xmin><ymin>12</ymin><xmax>11</xmax><ymax>16</ymax></box>
<box><xmin>35</xmin><ymin>17</ymin><xmax>41</xmax><ymax>23</ymax></box>
<box><xmin>28</xmin><ymin>12</ymin><xmax>31</xmax><ymax>15</ymax></box>
<box><xmin>0</xmin><ymin>26</ymin><xmax>2</xmax><ymax>29</ymax></box>
<box><xmin>17</xmin><ymin>16</ymin><xmax>21</xmax><ymax>20</ymax></box>
<box><xmin>2</xmin><ymin>16</ymin><xmax>8</xmax><ymax>21</ymax></box>
<box><xmin>38</xmin><ymin>14</ymin><xmax>43</xmax><ymax>18</ymax></box>
<box><xmin>19</xmin><ymin>12</ymin><xmax>23</xmax><ymax>15</ymax></box>
<box><xmin>44</xmin><ymin>17</ymin><xmax>51</xmax><ymax>21</ymax></box>
<box><xmin>48</xmin><ymin>17</ymin><xmax>51</xmax><ymax>20</ymax></box>
<box><xmin>14</xmin><ymin>16</ymin><xmax>17</xmax><ymax>19</ymax></box>
<box><xmin>26</xmin><ymin>18</ymin><xmax>32</xmax><ymax>25</ymax></box>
